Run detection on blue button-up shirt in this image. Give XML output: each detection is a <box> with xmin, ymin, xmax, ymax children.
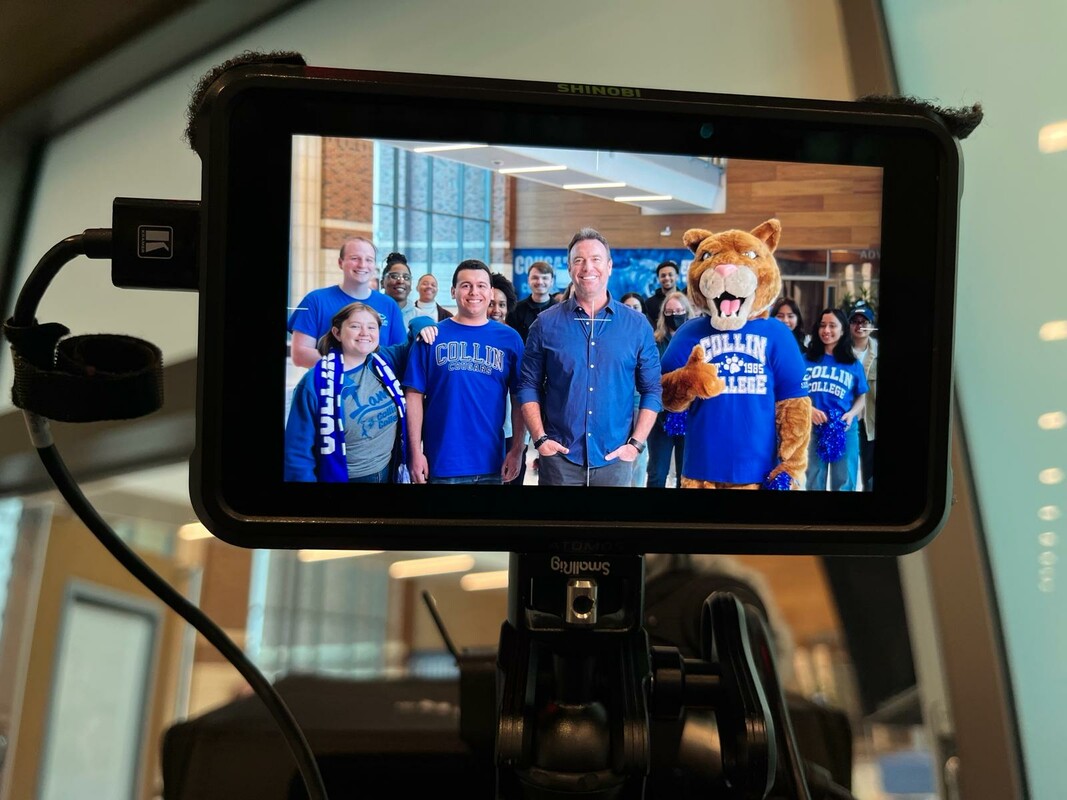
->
<box><xmin>517</xmin><ymin>295</ymin><xmax>662</xmax><ymax>468</ymax></box>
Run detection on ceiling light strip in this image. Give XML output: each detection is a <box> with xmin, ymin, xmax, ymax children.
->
<box><xmin>412</xmin><ymin>143</ymin><xmax>488</xmax><ymax>153</ymax></box>
<box><xmin>613</xmin><ymin>194</ymin><xmax>673</xmax><ymax>202</ymax></box>
<box><xmin>498</xmin><ymin>165</ymin><xmax>567</xmax><ymax>174</ymax></box>
<box><xmin>389</xmin><ymin>554</ymin><xmax>476</xmax><ymax>579</ymax></box>
<box><xmin>562</xmin><ymin>181</ymin><xmax>627</xmax><ymax>190</ymax></box>
<box><xmin>460</xmin><ymin>570</ymin><xmax>509</xmax><ymax>591</ymax></box>
<box><xmin>297</xmin><ymin>549</ymin><xmax>384</xmax><ymax>562</ymax></box>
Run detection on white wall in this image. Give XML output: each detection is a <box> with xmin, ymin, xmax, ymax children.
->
<box><xmin>2</xmin><ymin>0</ymin><xmax>852</xmax><ymax>413</ymax></box>
<box><xmin>883</xmin><ymin>2</ymin><xmax>1067</xmax><ymax>798</ymax></box>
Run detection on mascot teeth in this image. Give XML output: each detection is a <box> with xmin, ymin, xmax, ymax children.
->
<box><xmin>716</xmin><ymin>292</ymin><xmax>745</xmax><ymax>317</ymax></box>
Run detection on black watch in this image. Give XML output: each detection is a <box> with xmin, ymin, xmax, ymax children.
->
<box><xmin>626</xmin><ymin>437</ymin><xmax>646</xmax><ymax>453</ymax></box>
<box><xmin>533</xmin><ymin>434</ymin><xmax>551</xmax><ymax>449</ymax></box>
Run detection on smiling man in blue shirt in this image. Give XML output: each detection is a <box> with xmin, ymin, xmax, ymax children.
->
<box><xmin>518</xmin><ymin>228</ymin><xmax>662</xmax><ymax>486</ymax></box>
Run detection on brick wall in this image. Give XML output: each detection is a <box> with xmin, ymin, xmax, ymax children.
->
<box><xmin>320</xmin><ymin>137</ymin><xmax>375</xmax><ymax>254</ymax></box>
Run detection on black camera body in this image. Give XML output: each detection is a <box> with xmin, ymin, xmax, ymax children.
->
<box><xmin>188</xmin><ymin>63</ymin><xmax>960</xmax><ymax>556</ymax></box>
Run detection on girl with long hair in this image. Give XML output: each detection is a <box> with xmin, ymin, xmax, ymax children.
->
<box><xmin>771</xmin><ymin>297</ymin><xmax>809</xmax><ymax>351</ymax></box>
<box><xmin>803</xmin><ymin>307</ymin><xmax>868</xmax><ymax>491</ymax></box>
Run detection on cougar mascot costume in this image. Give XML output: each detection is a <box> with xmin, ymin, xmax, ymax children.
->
<box><xmin>660</xmin><ymin>219</ymin><xmax>812</xmax><ymax>489</ymax></box>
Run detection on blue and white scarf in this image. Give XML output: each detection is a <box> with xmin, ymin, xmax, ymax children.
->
<box><xmin>313</xmin><ymin>350</ymin><xmax>409</xmax><ymax>483</ymax></box>
<box><xmin>368</xmin><ymin>352</ymin><xmax>410</xmax><ymax>484</ymax></box>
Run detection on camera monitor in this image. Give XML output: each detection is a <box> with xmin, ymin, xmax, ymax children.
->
<box><xmin>189</xmin><ymin>64</ymin><xmax>960</xmax><ymax>555</ymax></box>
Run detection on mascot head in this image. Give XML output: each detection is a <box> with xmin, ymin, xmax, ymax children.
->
<box><xmin>683</xmin><ymin>219</ymin><xmax>783</xmax><ymax>331</ymax></box>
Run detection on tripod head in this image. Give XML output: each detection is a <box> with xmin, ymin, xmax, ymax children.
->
<box><xmin>483</xmin><ymin>553</ymin><xmax>823</xmax><ymax>800</ymax></box>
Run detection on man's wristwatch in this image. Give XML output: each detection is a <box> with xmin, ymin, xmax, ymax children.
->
<box><xmin>533</xmin><ymin>434</ymin><xmax>551</xmax><ymax>449</ymax></box>
<box><xmin>626</xmin><ymin>437</ymin><xmax>646</xmax><ymax>453</ymax></box>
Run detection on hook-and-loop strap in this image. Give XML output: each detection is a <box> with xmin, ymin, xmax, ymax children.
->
<box><xmin>5</xmin><ymin>319</ymin><xmax>163</xmax><ymax>422</ymax></box>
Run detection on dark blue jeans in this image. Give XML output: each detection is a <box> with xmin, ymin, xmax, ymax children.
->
<box><xmin>430</xmin><ymin>473</ymin><xmax>502</xmax><ymax>485</ymax></box>
<box><xmin>349</xmin><ymin>464</ymin><xmax>390</xmax><ymax>484</ymax></box>
<box><xmin>646</xmin><ymin>420</ymin><xmax>685</xmax><ymax>488</ymax></box>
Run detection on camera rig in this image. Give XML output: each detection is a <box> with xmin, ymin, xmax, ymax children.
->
<box><xmin>448</xmin><ymin>553</ymin><xmax>832</xmax><ymax>800</ymax></box>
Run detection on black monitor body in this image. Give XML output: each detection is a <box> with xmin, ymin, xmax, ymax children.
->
<box><xmin>188</xmin><ymin>63</ymin><xmax>960</xmax><ymax>556</ymax></box>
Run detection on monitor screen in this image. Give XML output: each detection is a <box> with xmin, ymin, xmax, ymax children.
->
<box><xmin>283</xmin><ymin>134</ymin><xmax>881</xmax><ymax>493</ymax></box>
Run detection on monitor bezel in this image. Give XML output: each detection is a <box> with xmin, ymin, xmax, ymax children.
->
<box><xmin>190</xmin><ymin>65</ymin><xmax>959</xmax><ymax>555</ymax></box>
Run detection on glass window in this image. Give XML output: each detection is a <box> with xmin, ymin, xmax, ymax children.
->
<box><xmin>373</xmin><ymin>143</ymin><xmax>494</xmax><ymax>293</ymax></box>
<box><xmin>463</xmin><ymin>220</ymin><xmax>490</xmax><ymax>263</ymax></box>
<box><xmin>463</xmin><ymin>167</ymin><xmax>490</xmax><ymax>218</ymax></box>
<box><xmin>431</xmin><ymin>214</ymin><xmax>460</xmax><ymax>282</ymax></box>
<box><xmin>249</xmin><ymin>551</ymin><xmax>389</xmax><ymax>679</ymax></box>
<box><xmin>431</xmin><ymin>158</ymin><xmax>461</xmax><ymax>214</ymax></box>
<box><xmin>373</xmin><ymin>145</ymin><xmax>394</xmax><ymax>205</ymax></box>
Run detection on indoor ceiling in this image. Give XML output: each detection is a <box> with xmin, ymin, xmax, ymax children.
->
<box><xmin>382</xmin><ymin>139</ymin><xmax>727</xmax><ymax>215</ymax></box>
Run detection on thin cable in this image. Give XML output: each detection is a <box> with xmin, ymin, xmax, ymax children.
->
<box><xmin>11</xmin><ymin>233</ymin><xmax>328</xmax><ymax>800</ymax></box>
<box><xmin>35</xmin><ymin>442</ymin><xmax>327</xmax><ymax>800</ymax></box>
<box><xmin>421</xmin><ymin>589</ymin><xmax>460</xmax><ymax>660</ymax></box>
<box><xmin>11</xmin><ymin>232</ymin><xmax>108</xmax><ymax>326</ymax></box>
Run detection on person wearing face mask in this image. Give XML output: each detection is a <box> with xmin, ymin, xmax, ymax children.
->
<box><xmin>411</xmin><ymin>272</ymin><xmax>454</xmax><ymax>323</ymax></box>
<box><xmin>645</xmin><ymin>291</ymin><xmax>697</xmax><ymax>488</ymax></box>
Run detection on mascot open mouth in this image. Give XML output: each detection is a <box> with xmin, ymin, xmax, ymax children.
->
<box><xmin>714</xmin><ymin>291</ymin><xmax>746</xmax><ymax>317</ymax></box>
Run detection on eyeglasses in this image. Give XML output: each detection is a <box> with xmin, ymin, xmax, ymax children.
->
<box><xmin>665</xmin><ymin>312</ymin><xmax>687</xmax><ymax>318</ymax></box>
<box><xmin>385</xmin><ymin>272</ymin><xmax>411</xmax><ymax>282</ymax></box>
<box><xmin>850</xmin><ymin>318</ymin><xmax>869</xmax><ymax>325</ymax></box>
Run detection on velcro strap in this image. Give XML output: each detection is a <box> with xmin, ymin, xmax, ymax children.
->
<box><xmin>5</xmin><ymin>319</ymin><xmax>163</xmax><ymax>422</ymax></box>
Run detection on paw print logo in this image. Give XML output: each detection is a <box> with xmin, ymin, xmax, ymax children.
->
<box><xmin>722</xmin><ymin>355</ymin><xmax>743</xmax><ymax>375</ymax></box>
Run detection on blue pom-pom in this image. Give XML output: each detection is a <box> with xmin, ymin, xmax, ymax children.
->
<box><xmin>763</xmin><ymin>471</ymin><xmax>793</xmax><ymax>490</ymax></box>
<box><xmin>664</xmin><ymin>411</ymin><xmax>687</xmax><ymax>436</ymax></box>
<box><xmin>816</xmin><ymin>409</ymin><xmax>848</xmax><ymax>463</ymax></box>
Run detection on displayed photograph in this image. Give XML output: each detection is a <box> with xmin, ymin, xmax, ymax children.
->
<box><xmin>284</xmin><ymin>136</ymin><xmax>882</xmax><ymax>491</ymax></box>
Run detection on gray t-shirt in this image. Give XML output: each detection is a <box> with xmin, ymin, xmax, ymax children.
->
<box><xmin>340</xmin><ymin>363</ymin><xmax>399</xmax><ymax>479</ymax></box>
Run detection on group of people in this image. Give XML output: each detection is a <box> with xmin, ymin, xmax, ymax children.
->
<box><xmin>284</xmin><ymin>232</ymin><xmax>877</xmax><ymax>491</ymax></box>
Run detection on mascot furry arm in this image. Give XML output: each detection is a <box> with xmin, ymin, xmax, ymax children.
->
<box><xmin>661</xmin><ymin>219</ymin><xmax>811</xmax><ymax>489</ymax></box>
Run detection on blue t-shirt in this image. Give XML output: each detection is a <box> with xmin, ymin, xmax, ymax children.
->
<box><xmin>803</xmin><ymin>353</ymin><xmax>868</xmax><ymax>416</ymax></box>
<box><xmin>661</xmin><ymin>316</ymin><xmax>807</xmax><ymax>484</ymax></box>
<box><xmin>288</xmin><ymin>285</ymin><xmax>404</xmax><ymax>347</ymax></box>
<box><xmin>403</xmin><ymin>319</ymin><xmax>524</xmax><ymax>479</ymax></box>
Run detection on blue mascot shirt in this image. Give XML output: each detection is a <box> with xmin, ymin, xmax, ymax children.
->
<box><xmin>403</xmin><ymin>318</ymin><xmax>524</xmax><ymax>479</ymax></box>
<box><xmin>803</xmin><ymin>354</ymin><xmax>868</xmax><ymax>416</ymax></box>
<box><xmin>661</xmin><ymin>316</ymin><xmax>807</xmax><ymax>484</ymax></box>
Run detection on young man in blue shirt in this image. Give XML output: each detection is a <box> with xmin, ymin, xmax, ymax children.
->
<box><xmin>404</xmin><ymin>260</ymin><xmax>526</xmax><ymax>484</ymax></box>
<box><xmin>288</xmin><ymin>237</ymin><xmax>405</xmax><ymax>367</ymax></box>
<box><xmin>518</xmin><ymin>228</ymin><xmax>662</xmax><ymax>486</ymax></box>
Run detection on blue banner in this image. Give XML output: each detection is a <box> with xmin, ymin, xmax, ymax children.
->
<box><xmin>513</xmin><ymin>248</ymin><xmax>693</xmax><ymax>300</ymax></box>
